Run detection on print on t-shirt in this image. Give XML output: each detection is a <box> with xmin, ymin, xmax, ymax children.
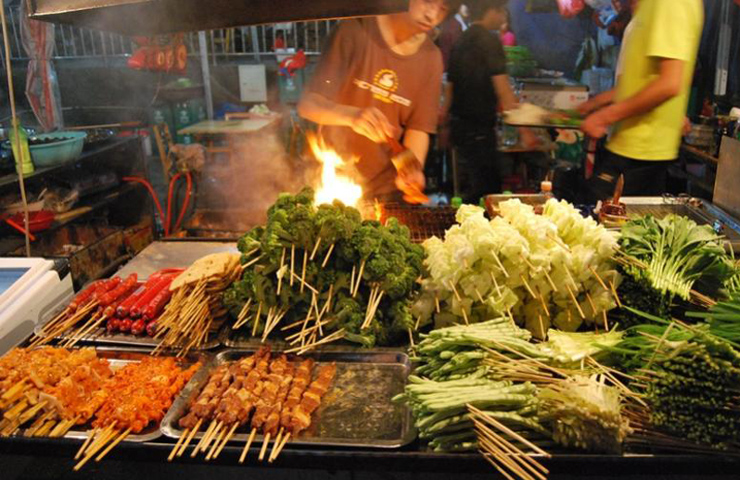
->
<box><xmin>353</xmin><ymin>69</ymin><xmax>412</xmax><ymax>107</ymax></box>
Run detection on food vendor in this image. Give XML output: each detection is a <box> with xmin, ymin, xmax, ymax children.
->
<box><xmin>578</xmin><ymin>0</ymin><xmax>704</xmax><ymax>200</ymax></box>
<box><xmin>297</xmin><ymin>0</ymin><xmax>462</xmax><ymax>203</ymax></box>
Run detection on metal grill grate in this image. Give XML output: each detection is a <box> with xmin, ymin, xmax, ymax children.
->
<box><xmin>376</xmin><ymin>204</ymin><xmax>456</xmax><ymax>243</ymax></box>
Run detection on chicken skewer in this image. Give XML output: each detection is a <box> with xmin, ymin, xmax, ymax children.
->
<box><xmin>271</xmin><ymin>363</ymin><xmax>337</xmax><ymax>461</ymax></box>
<box><xmin>268</xmin><ymin>358</ymin><xmax>314</xmax><ymax>462</ymax></box>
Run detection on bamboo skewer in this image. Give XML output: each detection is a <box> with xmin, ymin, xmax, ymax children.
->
<box><xmin>95</xmin><ymin>427</ymin><xmax>131</xmax><ymax>462</ymax></box>
<box><xmin>258</xmin><ymin>432</ymin><xmax>271</xmax><ymax>461</ymax></box>
<box><xmin>206</xmin><ymin>424</ymin><xmax>227</xmax><ymax>460</ymax></box>
<box><xmin>353</xmin><ymin>260</ymin><xmax>366</xmax><ymax>297</ymax></box>
<box><xmin>169</xmin><ymin>428</ymin><xmax>189</xmax><ymax>461</ymax></box>
<box><xmin>192</xmin><ymin>419</ymin><xmax>217</xmax><ymax>457</ymax></box>
<box><xmin>310</xmin><ymin>237</ymin><xmax>322</xmax><ymax>261</ymax></box>
<box><xmin>177</xmin><ymin>419</ymin><xmax>202</xmax><ymax>458</ymax></box>
<box><xmin>270</xmin><ymin>432</ymin><xmax>291</xmax><ymax>462</ymax></box>
<box><xmin>565</xmin><ymin>284</ymin><xmax>586</xmax><ymax>319</ymax></box>
<box><xmin>214</xmin><ymin>423</ymin><xmax>239</xmax><ymax>459</ymax></box>
<box><xmin>300</xmin><ymin>250</ymin><xmax>308</xmax><ymax>294</ymax></box>
<box><xmin>269</xmin><ymin>428</ymin><xmax>284</xmax><ymax>462</ymax></box>
<box><xmin>277</xmin><ymin>248</ymin><xmax>286</xmax><ymax>295</ymax></box>
<box><xmin>290</xmin><ymin>245</ymin><xmax>295</xmax><ymax>287</ymax></box>
<box><xmin>75</xmin><ymin>428</ymin><xmax>98</xmax><ymax>460</ymax></box>
<box><xmin>239</xmin><ymin>428</ymin><xmax>258</xmax><ymax>463</ymax></box>
<box><xmin>321</xmin><ymin>244</ymin><xmax>335</xmax><ymax>268</ymax></box>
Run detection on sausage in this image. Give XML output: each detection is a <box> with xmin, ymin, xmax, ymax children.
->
<box><xmin>69</xmin><ymin>281</ymin><xmax>103</xmax><ymax>311</ymax></box>
<box><xmin>143</xmin><ymin>279</ymin><xmax>174</xmax><ymax>320</ymax></box>
<box><xmin>119</xmin><ymin>318</ymin><xmax>133</xmax><ymax>333</ymax></box>
<box><xmin>91</xmin><ymin>277</ymin><xmax>122</xmax><ymax>303</ymax></box>
<box><xmin>116</xmin><ymin>285</ymin><xmax>145</xmax><ymax>318</ymax></box>
<box><xmin>131</xmin><ymin>319</ymin><xmax>146</xmax><ymax>336</ymax></box>
<box><xmin>145</xmin><ymin>321</ymin><xmax>158</xmax><ymax>337</ymax></box>
<box><xmin>106</xmin><ymin>318</ymin><xmax>121</xmax><ymax>334</ymax></box>
<box><xmin>100</xmin><ymin>274</ymin><xmax>138</xmax><ymax>307</ymax></box>
<box><xmin>129</xmin><ymin>275</ymin><xmax>174</xmax><ymax>319</ymax></box>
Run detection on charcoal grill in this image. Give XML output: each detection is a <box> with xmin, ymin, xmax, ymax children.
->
<box><xmin>367</xmin><ymin>203</ymin><xmax>456</xmax><ymax>243</ymax></box>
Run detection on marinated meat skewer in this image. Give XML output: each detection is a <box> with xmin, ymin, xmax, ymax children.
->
<box><xmin>271</xmin><ymin>363</ymin><xmax>337</xmax><ymax>461</ymax></box>
<box><xmin>261</xmin><ymin>360</ymin><xmax>296</xmax><ymax>460</ymax></box>
<box><xmin>268</xmin><ymin>358</ymin><xmax>314</xmax><ymax>462</ymax></box>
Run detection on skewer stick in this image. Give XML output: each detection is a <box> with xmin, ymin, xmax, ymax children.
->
<box><xmin>270</xmin><ymin>432</ymin><xmax>291</xmax><ymax>462</ymax></box>
<box><xmin>95</xmin><ymin>427</ymin><xmax>131</xmax><ymax>462</ymax></box>
<box><xmin>290</xmin><ymin>245</ymin><xmax>295</xmax><ymax>286</ymax></box>
<box><xmin>252</xmin><ymin>303</ymin><xmax>263</xmax><ymax>337</ymax></box>
<box><xmin>241</xmin><ymin>255</ymin><xmax>262</xmax><ymax>270</ymax></box>
<box><xmin>353</xmin><ymin>259</ymin><xmax>366</xmax><ymax>297</ymax></box>
<box><xmin>537</xmin><ymin>314</ymin><xmax>546</xmax><ymax>339</ymax></box>
<box><xmin>321</xmin><ymin>243</ymin><xmax>335</xmax><ymax>268</ymax></box>
<box><xmin>300</xmin><ymin>250</ymin><xmax>308</xmax><ymax>294</ymax></box>
<box><xmin>609</xmin><ymin>279</ymin><xmax>622</xmax><ymax>308</ymax></box>
<box><xmin>310</xmin><ymin>237</ymin><xmax>322</xmax><ymax>261</ymax></box>
<box><xmin>203</xmin><ymin>421</ymin><xmax>224</xmax><ymax>456</ymax></box>
<box><xmin>350</xmin><ymin>265</ymin><xmax>356</xmax><ymax>296</ymax></box>
<box><xmin>602</xmin><ymin>310</ymin><xmax>609</xmax><ymax>331</ymax></box>
<box><xmin>460</xmin><ymin>307</ymin><xmax>469</xmax><ymax>325</ymax></box>
<box><xmin>435</xmin><ymin>295</ymin><xmax>440</xmax><ymax>313</ymax></box>
<box><xmin>206</xmin><ymin>424</ymin><xmax>228</xmax><ymax>460</ymax></box>
<box><xmin>536</xmin><ymin>288</ymin><xmax>550</xmax><ymax>318</ymax></box>
<box><xmin>474</xmin><ymin>288</ymin><xmax>485</xmax><ymax>303</ymax></box>
<box><xmin>239</xmin><ymin>428</ymin><xmax>258</xmax><ymax>463</ymax></box>
<box><xmin>519</xmin><ymin>275</ymin><xmax>536</xmax><ymax>298</ymax></box>
<box><xmin>289</xmin><ymin>271</ymin><xmax>319</xmax><ymax>294</ymax></box>
<box><xmin>269</xmin><ymin>428</ymin><xmax>284</xmax><ymax>462</ymax></box>
<box><xmin>258</xmin><ymin>432</ymin><xmax>271</xmax><ymax>461</ymax></box>
<box><xmin>277</xmin><ymin>248</ymin><xmax>286</xmax><ymax>295</ymax></box>
<box><xmin>169</xmin><ymin>428</ymin><xmax>189</xmax><ymax>461</ymax></box>
<box><xmin>585</xmin><ymin>292</ymin><xmax>597</xmax><ymax>317</ymax></box>
<box><xmin>566</xmin><ymin>284</ymin><xmax>586</xmax><ymax>319</ymax></box>
<box><xmin>18</xmin><ymin>400</ymin><xmax>47</xmax><ymax>425</ymax></box>
<box><xmin>75</xmin><ymin>428</ymin><xmax>98</xmax><ymax>460</ymax></box>
<box><xmin>589</xmin><ymin>266</ymin><xmax>609</xmax><ymax>291</ymax></box>
<box><xmin>192</xmin><ymin>419</ymin><xmax>217</xmax><ymax>457</ymax></box>
<box><xmin>492</xmin><ymin>252</ymin><xmax>509</xmax><ymax>278</ymax></box>
<box><xmin>214</xmin><ymin>423</ymin><xmax>239</xmax><ymax>459</ymax></box>
<box><xmin>448</xmin><ymin>281</ymin><xmax>462</xmax><ymax>302</ymax></box>
<box><xmin>543</xmin><ymin>270</ymin><xmax>558</xmax><ymax>292</ymax></box>
<box><xmin>177</xmin><ymin>418</ymin><xmax>202</xmax><ymax>457</ymax></box>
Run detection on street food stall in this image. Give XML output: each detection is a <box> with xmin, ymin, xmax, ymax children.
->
<box><xmin>2</xmin><ymin>1</ymin><xmax>740</xmax><ymax>479</ymax></box>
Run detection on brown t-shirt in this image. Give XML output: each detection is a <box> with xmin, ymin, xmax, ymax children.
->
<box><xmin>306</xmin><ymin>18</ymin><xmax>443</xmax><ymax>199</ymax></box>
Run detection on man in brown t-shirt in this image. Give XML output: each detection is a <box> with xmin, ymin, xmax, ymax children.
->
<box><xmin>298</xmin><ymin>0</ymin><xmax>461</xmax><ymax>202</ymax></box>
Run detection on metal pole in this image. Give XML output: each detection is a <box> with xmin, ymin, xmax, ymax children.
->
<box><xmin>1</xmin><ymin>1</ymin><xmax>31</xmax><ymax>257</ymax></box>
<box><xmin>714</xmin><ymin>0</ymin><xmax>731</xmax><ymax>96</ymax></box>
<box><xmin>198</xmin><ymin>31</ymin><xmax>214</xmax><ymax>120</ymax></box>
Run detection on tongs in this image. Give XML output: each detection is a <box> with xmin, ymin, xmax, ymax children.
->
<box><xmin>388</xmin><ymin>137</ymin><xmax>428</xmax><ymax>204</ymax></box>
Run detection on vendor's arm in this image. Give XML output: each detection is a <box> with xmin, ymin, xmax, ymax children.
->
<box><xmin>577</xmin><ymin>89</ymin><xmax>617</xmax><ymax>116</ymax></box>
<box><xmin>298</xmin><ymin>94</ymin><xmax>395</xmax><ymax>143</ymax></box>
<box><xmin>403</xmin><ymin>129</ymin><xmax>430</xmax><ymax>167</ymax></box>
<box><xmin>581</xmin><ymin>58</ymin><xmax>683</xmax><ymax>138</ymax></box>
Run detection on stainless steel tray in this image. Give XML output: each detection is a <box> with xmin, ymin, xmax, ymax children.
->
<box><xmin>17</xmin><ymin>347</ymin><xmax>209</xmax><ymax>443</ymax></box>
<box><xmin>161</xmin><ymin>348</ymin><xmax>415</xmax><ymax>448</ymax></box>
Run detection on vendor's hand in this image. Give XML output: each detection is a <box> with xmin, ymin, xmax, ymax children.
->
<box><xmin>396</xmin><ymin>168</ymin><xmax>426</xmax><ymax>197</ymax></box>
<box><xmin>581</xmin><ymin>110</ymin><xmax>612</xmax><ymax>139</ymax></box>
<box><xmin>350</xmin><ymin>107</ymin><xmax>395</xmax><ymax>143</ymax></box>
<box><xmin>576</xmin><ymin>99</ymin><xmax>599</xmax><ymax>116</ymax></box>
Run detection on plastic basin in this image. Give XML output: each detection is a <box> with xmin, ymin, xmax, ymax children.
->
<box><xmin>28</xmin><ymin>131</ymin><xmax>87</xmax><ymax>168</ymax></box>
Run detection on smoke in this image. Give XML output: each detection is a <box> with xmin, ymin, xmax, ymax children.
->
<box><xmin>197</xmin><ymin>124</ymin><xmax>314</xmax><ymax>225</ymax></box>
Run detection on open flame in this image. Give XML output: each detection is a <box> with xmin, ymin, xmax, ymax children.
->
<box><xmin>308</xmin><ymin>134</ymin><xmax>363</xmax><ymax>208</ymax></box>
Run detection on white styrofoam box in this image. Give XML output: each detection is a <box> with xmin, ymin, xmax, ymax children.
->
<box><xmin>238</xmin><ymin>64</ymin><xmax>268</xmax><ymax>103</ymax></box>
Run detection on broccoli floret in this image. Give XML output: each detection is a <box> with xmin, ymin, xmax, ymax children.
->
<box><xmin>295</xmin><ymin>186</ymin><xmax>315</xmax><ymax>206</ymax></box>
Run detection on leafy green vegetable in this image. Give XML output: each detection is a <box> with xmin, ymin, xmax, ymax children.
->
<box><xmin>224</xmin><ymin>187</ymin><xmax>423</xmax><ymax>348</ymax></box>
<box><xmin>619</xmin><ymin>215</ymin><xmax>735</xmax><ymax>301</ymax></box>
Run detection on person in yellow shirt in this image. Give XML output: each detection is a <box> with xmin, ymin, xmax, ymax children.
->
<box><xmin>578</xmin><ymin>0</ymin><xmax>704</xmax><ymax>199</ymax></box>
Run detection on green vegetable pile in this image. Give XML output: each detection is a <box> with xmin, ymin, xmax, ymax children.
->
<box><xmin>619</xmin><ymin>215</ymin><xmax>736</xmax><ymax>301</ymax></box>
<box><xmin>414</xmin><ymin>200</ymin><xmax>620</xmax><ymax>339</ymax></box>
<box><xmin>687</xmin><ymin>292</ymin><xmax>740</xmax><ymax>343</ymax></box>
<box><xmin>398</xmin><ymin>319</ymin><xmax>629</xmax><ymax>454</ymax></box>
<box><xmin>223</xmin><ymin>187</ymin><xmax>424</xmax><ymax>348</ymax></box>
<box><xmin>614</xmin><ymin>318</ymin><xmax>740</xmax><ymax>449</ymax></box>
<box><xmin>539</xmin><ymin>375</ymin><xmax>631</xmax><ymax>454</ymax></box>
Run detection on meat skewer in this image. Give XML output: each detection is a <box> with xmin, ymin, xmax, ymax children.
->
<box><xmin>260</xmin><ymin>360</ymin><xmax>296</xmax><ymax>461</ymax></box>
<box><xmin>268</xmin><ymin>358</ymin><xmax>314</xmax><ymax>462</ymax></box>
<box><xmin>272</xmin><ymin>363</ymin><xmax>337</xmax><ymax>461</ymax></box>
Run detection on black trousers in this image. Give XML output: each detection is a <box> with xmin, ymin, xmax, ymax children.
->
<box><xmin>587</xmin><ymin>149</ymin><xmax>676</xmax><ymax>203</ymax></box>
<box><xmin>451</xmin><ymin>119</ymin><xmax>500</xmax><ymax>204</ymax></box>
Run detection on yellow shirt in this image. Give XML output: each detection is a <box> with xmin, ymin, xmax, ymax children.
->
<box><xmin>607</xmin><ymin>0</ymin><xmax>704</xmax><ymax>161</ymax></box>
